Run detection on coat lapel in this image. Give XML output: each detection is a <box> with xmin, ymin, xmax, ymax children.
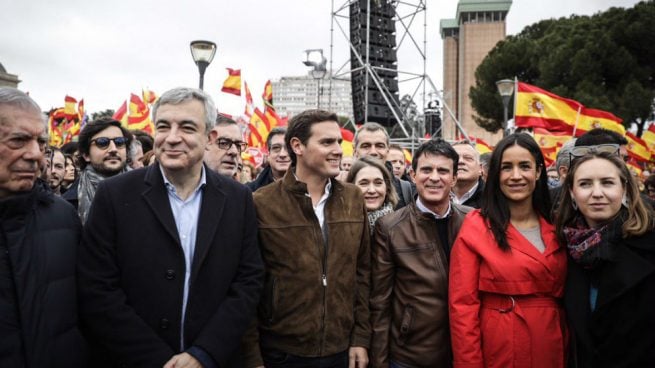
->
<box><xmin>190</xmin><ymin>169</ymin><xmax>225</xmax><ymax>282</ymax></box>
<box><xmin>142</xmin><ymin>165</ymin><xmax>180</xmax><ymax>245</ymax></box>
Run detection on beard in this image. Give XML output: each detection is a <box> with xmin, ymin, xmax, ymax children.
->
<box><xmin>91</xmin><ymin>156</ymin><xmax>126</xmax><ymax>177</ymax></box>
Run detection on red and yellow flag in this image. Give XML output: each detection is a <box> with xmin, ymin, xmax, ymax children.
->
<box><xmin>340</xmin><ymin>128</ymin><xmax>354</xmax><ymax>157</ymax></box>
<box><xmin>533</xmin><ymin>128</ymin><xmax>573</xmax><ymax>167</ymax></box>
<box><xmin>473</xmin><ymin>136</ymin><xmax>493</xmax><ymax>155</ymax></box>
<box><xmin>403</xmin><ymin>148</ymin><xmax>413</xmax><ymax>165</ymax></box>
<box><xmin>515</xmin><ymin>82</ymin><xmax>582</xmax><ymax>132</ymax></box>
<box><xmin>113</xmin><ymin>101</ymin><xmax>129</xmax><ymax>126</ymax></box>
<box><xmin>127</xmin><ymin>94</ymin><xmax>154</xmax><ymax>135</ymax></box>
<box><xmin>64</xmin><ymin>95</ymin><xmax>78</xmax><ymax>120</ymax></box>
<box><xmin>244</xmin><ymin>81</ymin><xmax>254</xmax><ymax>116</ymax></box>
<box><xmin>575</xmin><ymin>107</ymin><xmax>625</xmax><ymax>136</ymax></box>
<box><xmin>142</xmin><ymin>89</ymin><xmax>157</xmax><ymax>104</ymax></box>
<box><xmin>221</xmin><ymin>68</ymin><xmax>241</xmax><ymax>96</ymax></box>
<box><xmin>262</xmin><ymin>80</ymin><xmax>273</xmax><ymax>108</ymax></box>
<box><xmin>626</xmin><ymin>158</ymin><xmax>643</xmax><ymax>177</ymax></box>
<box><xmin>247</xmin><ymin>108</ymin><xmax>270</xmax><ymax>148</ymax></box>
<box><xmin>642</xmin><ymin>124</ymin><xmax>655</xmax><ymax>152</ymax></box>
<box><xmin>626</xmin><ymin>131</ymin><xmax>651</xmax><ymax>162</ymax></box>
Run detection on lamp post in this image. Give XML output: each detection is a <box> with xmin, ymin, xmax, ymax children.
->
<box><xmin>496</xmin><ymin>79</ymin><xmax>515</xmax><ymax>137</ymax></box>
<box><xmin>190</xmin><ymin>40</ymin><xmax>217</xmax><ymax>90</ymax></box>
<box><xmin>302</xmin><ymin>49</ymin><xmax>327</xmax><ymax>109</ymax></box>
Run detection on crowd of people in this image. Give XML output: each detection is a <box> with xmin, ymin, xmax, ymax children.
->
<box><xmin>1</xmin><ymin>85</ymin><xmax>654</xmax><ymax>368</ymax></box>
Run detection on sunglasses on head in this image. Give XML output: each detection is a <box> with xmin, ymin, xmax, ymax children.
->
<box><xmin>91</xmin><ymin>137</ymin><xmax>128</xmax><ymax>149</ymax></box>
<box><xmin>569</xmin><ymin>144</ymin><xmax>620</xmax><ymax>163</ymax></box>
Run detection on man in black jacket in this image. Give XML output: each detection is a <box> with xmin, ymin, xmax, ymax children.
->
<box><xmin>451</xmin><ymin>140</ymin><xmax>484</xmax><ymax>209</ymax></box>
<box><xmin>0</xmin><ymin>87</ymin><xmax>86</xmax><ymax>367</ymax></box>
<box><xmin>247</xmin><ymin>127</ymin><xmax>290</xmax><ymax>192</ymax></box>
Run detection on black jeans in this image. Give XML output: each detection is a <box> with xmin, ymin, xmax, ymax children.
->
<box><xmin>261</xmin><ymin>347</ymin><xmax>349</xmax><ymax>368</ymax></box>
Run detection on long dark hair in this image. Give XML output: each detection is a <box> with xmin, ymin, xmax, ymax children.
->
<box><xmin>481</xmin><ymin>133</ymin><xmax>552</xmax><ymax>251</ymax></box>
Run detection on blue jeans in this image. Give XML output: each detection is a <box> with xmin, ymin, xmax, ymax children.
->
<box><xmin>261</xmin><ymin>347</ymin><xmax>349</xmax><ymax>368</ymax></box>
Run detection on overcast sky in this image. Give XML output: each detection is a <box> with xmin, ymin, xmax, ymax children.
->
<box><xmin>0</xmin><ymin>0</ymin><xmax>642</xmax><ymax>116</ymax></box>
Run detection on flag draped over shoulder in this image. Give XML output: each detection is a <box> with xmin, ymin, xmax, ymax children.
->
<box><xmin>515</xmin><ymin>82</ymin><xmax>582</xmax><ymax>132</ymax></box>
<box><xmin>575</xmin><ymin>107</ymin><xmax>625</xmax><ymax>136</ymax></box>
<box><xmin>221</xmin><ymin>68</ymin><xmax>242</xmax><ymax>96</ymax></box>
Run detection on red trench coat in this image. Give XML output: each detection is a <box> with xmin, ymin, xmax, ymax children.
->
<box><xmin>449</xmin><ymin>210</ymin><xmax>568</xmax><ymax>368</ymax></box>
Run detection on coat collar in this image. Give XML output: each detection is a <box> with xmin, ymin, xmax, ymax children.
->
<box><xmin>142</xmin><ymin>164</ymin><xmax>226</xmax><ymax>281</ymax></box>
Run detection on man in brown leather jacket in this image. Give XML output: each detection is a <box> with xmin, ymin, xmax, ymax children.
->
<box><xmin>370</xmin><ymin>139</ymin><xmax>471</xmax><ymax>368</ymax></box>
<box><xmin>243</xmin><ymin>109</ymin><xmax>371</xmax><ymax>368</ymax></box>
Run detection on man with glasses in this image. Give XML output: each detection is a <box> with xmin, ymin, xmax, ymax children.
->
<box><xmin>77</xmin><ymin>87</ymin><xmax>263</xmax><ymax>368</ymax></box>
<box><xmin>247</xmin><ymin>127</ymin><xmax>290</xmax><ymax>192</ymax></box>
<box><xmin>204</xmin><ymin>115</ymin><xmax>247</xmax><ymax>178</ymax></box>
<box><xmin>63</xmin><ymin>118</ymin><xmax>131</xmax><ymax>222</ymax></box>
<box><xmin>0</xmin><ymin>87</ymin><xmax>87</xmax><ymax>367</ymax></box>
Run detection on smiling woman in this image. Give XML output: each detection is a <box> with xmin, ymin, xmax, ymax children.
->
<box><xmin>449</xmin><ymin>133</ymin><xmax>568</xmax><ymax>368</ymax></box>
<box><xmin>346</xmin><ymin>156</ymin><xmax>397</xmax><ymax>234</ymax></box>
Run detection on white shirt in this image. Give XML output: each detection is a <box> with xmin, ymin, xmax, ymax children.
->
<box><xmin>416</xmin><ymin>197</ymin><xmax>451</xmax><ymax>219</ymax></box>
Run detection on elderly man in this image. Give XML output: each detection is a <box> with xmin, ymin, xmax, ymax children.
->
<box><xmin>451</xmin><ymin>140</ymin><xmax>484</xmax><ymax>209</ymax></box>
<box><xmin>204</xmin><ymin>115</ymin><xmax>246</xmax><ymax>177</ymax></box>
<box><xmin>78</xmin><ymin>87</ymin><xmax>263</xmax><ymax>368</ymax></box>
<box><xmin>354</xmin><ymin>122</ymin><xmax>414</xmax><ymax>209</ymax></box>
<box><xmin>0</xmin><ymin>87</ymin><xmax>86</xmax><ymax>367</ymax></box>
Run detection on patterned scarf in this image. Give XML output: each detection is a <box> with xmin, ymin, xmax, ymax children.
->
<box><xmin>367</xmin><ymin>202</ymin><xmax>394</xmax><ymax>235</ymax></box>
<box><xmin>562</xmin><ymin>212</ymin><xmax>623</xmax><ymax>269</ymax></box>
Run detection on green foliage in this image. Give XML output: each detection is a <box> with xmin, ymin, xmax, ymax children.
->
<box><xmin>470</xmin><ymin>1</ymin><xmax>655</xmax><ymax>135</ymax></box>
<box><xmin>90</xmin><ymin>109</ymin><xmax>115</xmax><ymax>121</ymax></box>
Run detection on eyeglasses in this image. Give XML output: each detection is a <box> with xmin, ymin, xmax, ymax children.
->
<box><xmin>216</xmin><ymin>138</ymin><xmax>247</xmax><ymax>153</ymax></box>
<box><xmin>569</xmin><ymin>144</ymin><xmax>620</xmax><ymax>163</ymax></box>
<box><xmin>91</xmin><ymin>137</ymin><xmax>128</xmax><ymax>149</ymax></box>
<box><xmin>269</xmin><ymin>143</ymin><xmax>287</xmax><ymax>154</ymax></box>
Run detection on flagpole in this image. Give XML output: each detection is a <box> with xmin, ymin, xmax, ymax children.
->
<box><xmin>513</xmin><ymin>76</ymin><xmax>518</xmax><ymax>133</ymax></box>
<box><xmin>572</xmin><ymin>105</ymin><xmax>581</xmax><ymax>137</ymax></box>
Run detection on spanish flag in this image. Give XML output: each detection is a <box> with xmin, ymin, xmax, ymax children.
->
<box><xmin>247</xmin><ymin>108</ymin><xmax>270</xmax><ymax>148</ymax></box>
<box><xmin>642</xmin><ymin>124</ymin><xmax>655</xmax><ymax>152</ymax></box>
<box><xmin>340</xmin><ymin>127</ymin><xmax>354</xmax><ymax>157</ymax></box>
<box><xmin>64</xmin><ymin>95</ymin><xmax>78</xmax><ymax>120</ymax></box>
<box><xmin>127</xmin><ymin>94</ymin><xmax>154</xmax><ymax>135</ymax></box>
<box><xmin>626</xmin><ymin>132</ymin><xmax>651</xmax><ymax>162</ymax></box>
<box><xmin>48</xmin><ymin>108</ymin><xmax>66</xmax><ymax>147</ymax></box>
<box><xmin>626</xmin><ymin>158</ymin><xmax>643</xmax><ymax>177</ymax></box>
<box><xmin>515</xmin><ymin>82</ymin><xmax>582</xmax><ymax>132</ymax></box>
<box><xmin>575</xmin><ymin>107</ymin><xmax>625</xmax><ymax>137</ymax></box>
<box><xmin>244</xmin><ymin>81</ymin><xmax>254</xmax><ymax>116</ymax></box>
<box><xmin>221</xmin><ymin>68</ymin><xmax>241</xmax><ymax>96</ymax></box>
<box><xmin>142</xmin><ymin>89</ymin><xmax>157</xmax><ymax>104</ymax></box>
<box><xmin>264</xmin><ymin>106</ymin><xmax>281</xmax><ymax>130</ymax></box>
<box><xmin>533</xmin><ymin>128</ymin><xmax>573</xmax><ymax>167</ymax></box>
<box><xmin>262</xmin><ymin>80</ymin><xmax>273</xmax><ymax>108</ymax></box>
<box><xmin>473</xmin><ymin>137</ymin><xmax>493</xmax><ymax>155</ymax></box>
<box><xmin>403</xmin><ymin>148</ymin><xmax>413</xmax><ymax>165</ymax></box>
<box><xmin>112</xmin><ymin>101</ymin><xmax>129</xmax><ymax>126</ymax></box>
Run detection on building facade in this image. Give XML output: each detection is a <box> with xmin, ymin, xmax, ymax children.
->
<box><xmin>440</xmin><ymin>0</ymin><xmax>511</xmax><ymax>144</ymax></box>
<box><xmin>0</xmin><ymin>62</ymin><xmax>21</xmax><ymax>88</ymax></box>
<box><xmin>272</xmin><ymin>72</ymin><xmax>353</xmax><ymax>118</ymax></box>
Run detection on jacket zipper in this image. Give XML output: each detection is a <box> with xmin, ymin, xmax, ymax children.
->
<box><xmin>307</xmin><ymin>193</ymin><xmax>328</xmax><ymax>356</ymax></box>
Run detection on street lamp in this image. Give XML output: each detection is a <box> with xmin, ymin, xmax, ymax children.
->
<box><xmin>190</xmin><ymin>40</ymin><xmax>217</xmax><ymax>90</ymax></box>
<box><xmin>303</xmin><ymin>49</ymin><xmax>327</xmax><ymax>108</ymax></box>
<box><xmin>496</xmin><ymin>79</ymin><xmax>514</xmax><ymax>137</ymax></box>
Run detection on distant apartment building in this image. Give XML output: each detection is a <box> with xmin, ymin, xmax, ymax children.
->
<box><xmin>440</xmin><ymin>0</ymin><xmax>512</xmax><ymax>144</ymax></box>
<box><xmin>272</xmin><ymin>72</ymin><xmax>353</xmax><ymax>118</ymax></box>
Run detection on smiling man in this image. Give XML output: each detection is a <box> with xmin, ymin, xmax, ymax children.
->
<box><xmin>61</xmin><ymin>118</ymin><xmax>132</xmax><ymax>222</ymax></box>
<box><xmin>244</xmin><ymin>109</ymin><xmax>371</xmax><ymax>368</ymax></box>
<box><xmin>204</xmin><ymin>115</ymin><xmax>246</xmax><ymax>178</ymax></box>
<box><xmin>77</xmin><ymin>87</ymin><xmax>263</xmax><ymax>368</ymax></box>
<box><xmin>370</xmin><ymin>139</ymin><xmax>471</xmax><ymax>368</ymax></box>
<box><xmin>247</xmin><ymin>127</ymin><xmax>291</xmax><ymax>192</ymax></box>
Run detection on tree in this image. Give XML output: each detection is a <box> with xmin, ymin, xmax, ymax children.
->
<box><xmin>470</xmin><ymin>1</ymin><xmax>655</xmax><ymax>136</ymax></box>
<box><xmin>90</xmin><ymin>109</ymin><xmax>115</xmax><ymax>121</ymax></box>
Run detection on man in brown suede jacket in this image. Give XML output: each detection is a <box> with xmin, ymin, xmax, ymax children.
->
<box><xmin>370</xmin><ymin>139</ymin><xmax>471</xmax><ymax>368</ymax></box>
<box><xmin>244</xmin><ymin>109</ymin><xmax>371</xmax><ymax>368</ymax></box>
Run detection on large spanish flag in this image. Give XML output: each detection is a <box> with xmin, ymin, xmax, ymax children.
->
<box><xmin>575</xmin><ymin>107</ymin><xmax>625</xmax><ymax>136</ymax></box>
<box><xmin>515</xmin><ymin>82</ymin><xmax>582</xmax><ymax>132</ymax></box>
<box><xmin>221</xmin><ymin>68</ymin><xmax>241</xmax><ymax>96</ymax></box>
<box><xmin>626</xmin><ymin>132</ymin><xmax>651</xmax><ymax>162</ymax></box>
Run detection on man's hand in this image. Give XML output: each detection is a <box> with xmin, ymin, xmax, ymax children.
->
<box><xmin>163</xmin><ymin>352</ymin><xmax>203</xmax><ymax>368</ymax></box>
<box><xmin>349</xmin><ymin>346</ymin><xmax>368</xmax><ymax>368</ymax></box>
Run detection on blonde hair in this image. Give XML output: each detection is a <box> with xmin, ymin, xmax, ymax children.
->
<box><xmin>556</xmin><ymin>152</ymin><xmax>655</xmax><ymax>242</ymax></box>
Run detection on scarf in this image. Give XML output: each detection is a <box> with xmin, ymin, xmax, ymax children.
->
<box><xmin>367</xmin><ymin>202</ymin><xmax>394</xmax><ymax>235</ymax></box>
<box><xmin>77</xmin><ymin>166</ymin><xmax>120</xmax><ymax>224</ymax></box>
<box><xmin>562</xmin><ymin>211</ymin><xmax>624</xmax><ymax>269</ymax></box>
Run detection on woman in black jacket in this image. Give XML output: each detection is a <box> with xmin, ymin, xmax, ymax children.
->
<box><xmin>556</xmin><ymin>148</ymin><xmax>655</xmax><ymax>367</ymax></box>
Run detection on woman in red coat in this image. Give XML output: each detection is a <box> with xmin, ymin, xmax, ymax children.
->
<box><xmin>449</xmin><ymin>133</ymin><xmax>568</xmax><ymax>368</ymax></box>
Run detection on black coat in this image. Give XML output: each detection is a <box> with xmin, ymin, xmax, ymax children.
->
<box><xmin>246</xmin><ymin>165</ymin><xmax>275</xmax><ymax>192</ymax></box>
<box><xmin>78</xmin><ymin>165</ymin><xmax>264</xmax><ymax>368</ymax></box>
<box><xmin>565</xmin><ymin>228</ymin><xmax>655</xmax><ymax>368</ymax></box>
<box><xmin>0</xmin><ymin>182</ymin><xmax>86</xmax><ymax>367</ymax></box>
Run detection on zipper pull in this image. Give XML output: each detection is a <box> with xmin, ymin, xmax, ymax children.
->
<box><xmin>322</xmin><ymin>274</ymin><xmax>327</xmax><ymax>287</ymax></box>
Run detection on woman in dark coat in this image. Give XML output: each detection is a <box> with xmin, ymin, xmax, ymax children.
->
<box><xmin>556</xmin><ymin>148</ymin><xmax>655</xmax><ymax>367</ymax></box>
